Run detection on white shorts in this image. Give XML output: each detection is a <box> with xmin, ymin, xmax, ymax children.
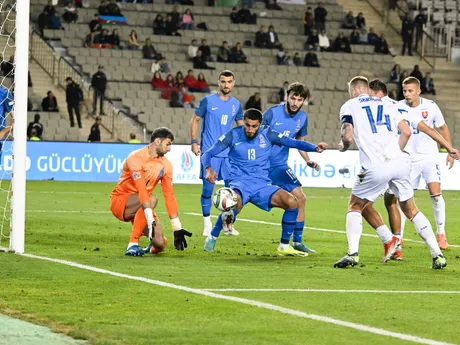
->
<box><xmin>352</xmin><ymin>155</ymin><xmax>414</xmax><ymax>203</ymax></box>
<box><xmin>409</xmin><ymin>155</ymin><xmax>441</xmax><ymax>189</ymax></box>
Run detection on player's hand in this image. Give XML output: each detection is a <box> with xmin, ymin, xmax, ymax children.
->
<box><xmin>447</xmin><ymin>150</ymin><xmax>458</xmax><ymax>167</ymax></box>
<box><xmin>191</xmin><ymin>143</ymin><xmax>201</xmax><ymax>156</ymax></box>
<box><xmin>316</xmin><ymin>142</ymin><xmax>328</xmax><ymax>153</ymax></box>
<box><xmin>338</xmin><ymin>141</ymin><xmax>344</xmax><ymax>152</ymax></box>
<box><xmin>306</xmin><ymin>160</ymin><xmax>319</xmax><ymax>171</ymax></box>
<box><xmin>205</xmin><ymin>167</ymin><xmax>217</xmax><ymax>184</ymax></box>
<box><xmin>173</xmin><ymin>229</ymin><xmax>192</xmax><ymax>251</ymax></box>
<box><xmin>147</xmin><ymin>220</ymin><xmax>156</xmax><ymax>242</ymax></box>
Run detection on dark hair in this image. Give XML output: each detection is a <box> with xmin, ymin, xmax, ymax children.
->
<box><xmin>218</xmin><ymin>70</ymin><xmax>235</xmax><ymax>80</ymax></box>
<box><xmin>150</xmin><ymin>127</ymin><xmax>174</xmax><ymax>143</ymax></box>
<box><xmin>244</xmin><ymin>108</ymin><xmax>263</xmax><ymax>123</ymax></box>
<box><xmin>130</xmin><ymin>133</ymin><xmax>136</xmax><ymax>139</ymax></box>
<box><xmin>369</xmin><ymin>79</ymin><xmax>388</xmax><ymax>95</ymax></box>
<box><xmin>286</xmin><ymin>82</ymin><xmax>309</xmax><ymax>99</ymax></box>
<box><xmin>47</xmin><ymin>90</ymin><xmax>52</xmax><ymax>96</ymax></box>
<box><xmin>34</xmin><ymin>113</ymin><xmax>40</xmax><ymax>121</ymax></box>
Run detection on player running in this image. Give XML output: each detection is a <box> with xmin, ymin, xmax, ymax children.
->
<box><xmin>189</xmin><ymin>70</ymin><xmax>243</xmax><ymax>237</ymax></box>
<box><xmin>110</xmin><ymin>127</ymin><xmax>192</xmax><ymax>256</ymax></box>
<box><xmin>334</xmin><ymin>76</ymin><xmax>459</xmax><ymax>269</ymax></box>
<box><xmin>201</xmin><ymin>108</ymin><xmax>328</xmax><ymax>256</ymax></box>
<box><xmin>262</xmin><ymin>82</ymin><xmax>317</xmax><ymax>253</ymax></box>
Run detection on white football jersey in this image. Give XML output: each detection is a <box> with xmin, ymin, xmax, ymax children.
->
<box><xmin>340</xmin><ymin>94</ymin><xmax>405</xmax><ymax>169</ymax></box>
<box><xmin>398</xmin><ymin>97</ymin><xmax>445</xmax><ymax>161</ymax></box>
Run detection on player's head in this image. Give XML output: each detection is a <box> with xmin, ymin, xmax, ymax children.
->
<box><xmin>150</xmin><ymin>127</ymin><xmax>174</xmax><ymax>156</ymax></box>
<box><xmin>218</xmin><ymin>70</ymin><xmax>235</xmax><ymax>96</ymax></box>
<box><xmin>285</xmin><ymin>82</ymin><xmax>308</xmax><ymax>116</ymax></box>
<box><xmin>243</xmin><ymin>108</ymin><xmax>262</xmax><ymax>139</ymax></box>
<box><xmin>34</xmin><ymin>113</ymin><xmax>40</xmax><ymax>122</ymax></box>
<box><xmin>130</xmin><ymin>133</ymin><xmax>136</xmax><ymax>140</ymax></box>
<box><xmin>402</xmin><ymin>77</ymin><xmax>421</xmax><ymax>105</ymax></box>
<box><xmin>348</xmin><ymin>76</ymin><xmax>369</xmax><ymax>98</ymax></box>
<box><xmin>368</xmin><ymin>79</ymin><xmax>387</xmax><ymax>98</ymax></box>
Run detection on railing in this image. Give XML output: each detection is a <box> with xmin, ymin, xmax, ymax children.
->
<box><xmin>29</xmin><ymin>30</ymin><xmax>149</xmax><ymax>142</ymax></box>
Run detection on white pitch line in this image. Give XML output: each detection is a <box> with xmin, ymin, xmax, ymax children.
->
<box><xmin>18</xmin><ymin>252</ymin><xmax>456</xmax><ymax>345</ymax></box>
<box><xmin>203</xmin><ymin>288</ymin><xmax>460</xmax><ymax>294</ymax></box>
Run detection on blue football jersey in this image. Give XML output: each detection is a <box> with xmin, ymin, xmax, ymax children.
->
<box><xmin>262</xmin><ymin>104</ymin><xmax>308</xmax><ymax>167</ymax></box>
<box><xmin>195</xmin><ymin>93</ymin><xmax>243</xmax><ymax>158</ymax></box>
<box><xmin>0</xmin><ymin>86</ymin><xmax>14</xmax><ymax>131</ymax></box>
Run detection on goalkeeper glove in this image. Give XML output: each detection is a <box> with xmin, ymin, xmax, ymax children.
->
<box><xmin>174</xmin><ymin>229</ymin><xmax>193</xmax><ymax>251</ymax></box>
<box><xmin>144</xmin><ymin>208</ymin><xmax>156</xmax><ymax>242</ymax></box>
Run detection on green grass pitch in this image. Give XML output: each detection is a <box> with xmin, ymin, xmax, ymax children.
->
<box><xmin>1</xmin><ymin>181</ymin><xmax>460</xmax><ymax>345</ymax></box>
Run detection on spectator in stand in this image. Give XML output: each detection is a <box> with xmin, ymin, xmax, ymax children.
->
<box><xmin>389</xmin><ymin>64</ymin><xmax>402</xmax><ymax>84</ymax></box>
<box><xmin>343</xmin><ymin>11</ymin><xmax>357</xmax><ymax>29</ymax></box>
<box><xmin>188</xmin><ymin>39</ymin><xmax>198</xmax><ymax>60</ymax></box>
<box><xmin>43</xmin><ymin>0</ymin><xmax>56</xmax><ymax>16</ymax></box>
<box><xmin>414</xmin><ymin>9</ymin><xmax>427</xmax><ymax>50</ymax></box>
<box><xmin>179</xmin><ymin>86</ymin><xmax>195</xmax><ymax>108</ymax></box>
<box><xmin>88</xmin><ymin>117</ymin><xmax>101</xmax><ymax>142</ymax></box>
<box><xmin>305</xmin><ymin>29</ymin><xmax>320</xmax><ymax>51</ymax></box>
<box><xmin>89</xmin><ymin>13</ymin><xmax>100</xmax><ymax>33</ymax></box>
<box><xmin>195</xmin><ymin>73</ymin><xmax>210</xmax><ymax>93</ymax></box>
<box><xmin>356</xmin><ymin>12</ymin><xmax>366</xmax><ymax>29</ymax></box>
<box><xmin>51</xmin><ymin>12</ymin><xmax>64</xmax><ymax>30</ymax></box>
<box><xmin>303</xmin><ymin>48</ymin><xmax>320</xmax><ymax>67</ymax></box>
<box><xmin>396</xmin><ymin>0</ymin><xmax>409</xmax><ymax>19</ymax></box>
<box><xmin>267</xmin><ymin>25</ymin><xmax>281</xmax><ymax>49</ymax></box>
<box><xmin>175</xmin><ymin>71</ymin><xmax>185</xmax><ymax>89</ymax></box>
<box><xmin>333</xmin><ymin>32</ymin><xmax>351</xmax><ymax>53</ymax></box>
<box><xmin>28</xmin><ymin>129</ymin><xmax>41</xmax><ymax>141</ymax></box>
<box><xmin>193</xmin><ymin>50</ymin><xmax>216</xmax><ymax>70</ymax></box>
<box><xmin>168</xmin><ymin>5</ymin><xmax>181</xmax><ymax>31</ymax></box>
<box><xmin>276</xmin><ymin>47</ymin><xmax>286</xmax><ymax>65</ymax></box>
<box><xmin>401</xmin><ymin>13</ymin><xmax>414</xmax><ymax>56</ymax></box>
<box><xmin>359</xmin><ymin>28</ymin><xmax>368</xmax><ymax>44</ymax></box>
<box><xmin>142</xmin><ymin>39</ymin><xmax>163</xmax><ymax>60</ymax></box>
<box><xmin>265</xmin><ymin>0</ymin><xmax>282</xmax><ymax>10</ymax></box>
<box><xmin>314</xmin><ymin>2</ymin><xmax>328</xmax><ymax>32</ymax></box>
<box><xmin>398</xmin><ymin>70</ymin><xmax>409</xmax><ymax>99</ymax></box>
<box><xmin>41</xmin><ymin>91</ymin><xmax>59</xmax><ymax>112</ymax></box>
<box><xmin>245</xmin><ymin>92</ymin><xmax>262</xmax><ymax>111</ymax></box>
<box><xmin>91</xmin><ymin>65</ymin><xmax>107</xmax><ymax>116</ymax></box>
<box><xmin>303</xmin><ymin>7</ymin><xmax>314</xmax><ymax>36</ymax></box>
<box><xmin>151</xmin><ymin>71</ymin><xmax>166</xmax><ymax>90</ymax></box>
<box><xmin>161</xmin><ymin>74</ymin><xmax>178</xmax><ymax>100</ymax></box>
<box><xmin>106</xmin><ymin>0</ymin><xmax>121</xmax><ymax>16</ymax></box>
<box><xmin>169</xmin><ymin>89</ymin><xmax>183</xmax><ymax>108</ymax></box>
<box><xmin>165</xmin><ymin>14</ymin><xmax>181</xmax><ymax>36</ymax></box>
<box><xmin>279</xmin><ymin>81</ymin><xmax>288</xmax><ymax>102</ymax></box>
<box><xmin>231</xmin><ymin>42</ymin><xmax>248</xmax><ymax>63</ymax></box>
<box><xmin>151</xmin><ymin>58</ymin><xmax>170</xmax><ymax>74</ymax></box>
<box><xmin>238</xmin><ymin>4</ymin><xmax>257</xmax><ymax>24</ymax></box>
<box><xmin>293</xmin><ymin>52</ymin><xmax>302</xmax><ymax>66</ymax></box>
<box><xmin>198</xmin><ymin>39</ymin><xmax>212</xmax><ymax>62</ymax></box>
<box><xmin>98</xmin><ymin>0</ymin><xmax>109</xmax><ymax>15</ymax></box>
<box><xmin>128</xmin><ymin>133</ymin><xmax>141</xmax><ymax>144</ymax></box>
<box><xmin>94</xmin><ymin>29</ymin><xmax>109</xmax><ymax>44</ymax></box>
<box><xmin>1</xmin><ymin>55</ymin><xmax>14</xmax><ymax>78</ymax></box>
<box><xmin>255</xmin><ymin>25</ymin><xmax>269</xmax><ymax>48</ymax></box>
<box><xmin>284</xmin><ymin>53</ymin><xmax>294</xmax><ymax>66</ymax></box>
<box><xmin>350</xmin><ymin>29</ymin><xmax>360</xmax><ymax>44</ymax></box>
<box><xmin>375</xmin><ymin>33</ymin><xmax>392</xmax><ymax>55</ymax></box>
<box><xmin>230</xmin><ymin>7</ymin><xmax>239</xmax><ymax>24</ymax></box>
<box><xmin>181</xmin><ymin>8</ymin><xmax>195</xmax><ymax>30</ymax></box>
<box><xmin>108</xmin><ymin>29</ymin><xmax>121</xmax><ymax>49</ymax></box>
<box><xmin>421</xmin><ymin>72</ymin><xmax>436</xmax><ymax>95</ymax></box>
<box><xmin>389</xmin><ymin>89</ymin><xmax>399</xmax><ymax>101</ymax></box>
<box><xmin>410</xmin><ymin>64</ymin><xmax>423</xmax><ymax>82</ymax></box>
<box><xmin>63</xmin><ymin>2</ymin><xmax>78</xmax><ymax>23</ymax></box>
<box><xmin>367</xmin><ymin>27</ymin><xmax>379</xmax><ymax>46</ymax></box>
<box><xmin>184</xmin><ymin>70</ymin><xmax>199</xmax><ymax>91</ymax></box>
<box><xmin>127</xmin><ymin>30</ymin><xmax>140</xmax><ymax>50</ymax></box>
<box><xmin>153</xmin><ymin>14</ymin><xmax>166</xmax><ymax>35</ymax></box>
<box><xmin>318</xmin><ymin>30</ymin><xmax>330</xmax><ymax>51</ymax></box>
<box><xmin>65</xmin><ymin>77</ymin><xmax>83</xmax><ymax>128</ymax></box>
<box><xmin>217</xmin><ymin>41</ymin><xmax>231</xmax><ymax>62</ymax></box>
<box><xmin>27</xmin><ymin>114</ymin><xmax>44</xmax><ymax>140</ymax></box>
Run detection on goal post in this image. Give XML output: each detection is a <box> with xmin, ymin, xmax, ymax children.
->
<box><xmin>9</xmin><ymin>0</ymin><xmax>30</xmax><ymax>253</ymax></box>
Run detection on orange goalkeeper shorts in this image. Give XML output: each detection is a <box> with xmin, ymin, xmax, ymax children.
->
<box><xmin>110</xmin><ymin>194</ymin><xmax>159</xmax><ymax>223</ymax></box>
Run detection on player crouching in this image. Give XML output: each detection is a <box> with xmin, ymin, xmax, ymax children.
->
<box><xmin>110</xmin><ymin>127</ymin><xmax>192</xmax><ymax>256</ymax></box>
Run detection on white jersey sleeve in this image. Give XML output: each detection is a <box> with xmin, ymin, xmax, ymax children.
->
<box><xmin>431</xmin><ymin>102</ymin><xmax>446</xmax><ymax>128</ymax></box>
<box><xmin>339</xmin><ymin>101</ymin><xmax>353</xmax><ymax>123</ymax></box>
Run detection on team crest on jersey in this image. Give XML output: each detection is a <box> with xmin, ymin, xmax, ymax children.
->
<box><xmin>232</xmin><ymin>104</ymin><xmax>236</xmax><ymax>116</ymax></box>
<box><xmin>158</xmin><ymin>168</ymin><xmax>164</xmax><ymax>178</ymax></box>
<box><xmin>259</xmin><ymin>134</ymin><xmax>266</xmax><ymax>148</ymax></box>
<box><xmin>296</xmin><ymin>119</ymin><xmax>301</xmax><ymax>131</ymax></box>
<box><xmin>133</xmin><ymin>172</ymin><xmax>141</xmax><ymax>180</ymax></box>
<box><xmin>422</xmin><ymin>111</ymin><xmax>429</xmax><ymax>119</ymax></box>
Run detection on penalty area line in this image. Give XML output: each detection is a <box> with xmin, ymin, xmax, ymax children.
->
<box><xmin>18</xmin><ymin>252</ymin><xmax>456</xmax><ymax>345</ymax></box>
<box><xmin>203</xmin><ymin>288</ymin><xmax>460</xmax><ymax>294</ymax></box>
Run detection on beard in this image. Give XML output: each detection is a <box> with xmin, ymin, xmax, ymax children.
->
<box><xmin>220</xmin><ymin>87</ymin><xmax>231</xmax><ymax>95</ymax></box>
<box><xmin>286</xmin><ymin>102</ymin><xmax>301</xmax><ymax>116</ymax></box>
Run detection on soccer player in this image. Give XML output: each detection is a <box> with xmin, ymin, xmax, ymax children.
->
<box><xmin>396</xmin><ymin>77</ymin><xmax>453</xmax><ymax>250</ymax></box>
<box><xmin>189</xmin><ymin>70</ymin><xmax>244</xmax><ymax>237</ymax></box>
<box><xmin>201</xmin><ymin>108</ymin><xmax>328</xmax><ymax>256</ymax></box>
<box><xmin>0</xmin><ymin>85</ymin><xmax>13</xmax><ymax>159</ymax></box>
<box><xmin>262</xmin><ymin>82</ymin><xmax>317</xmax><ymax>253</ymax></box>
<box><xmin>334</xmin><ymin>76</ymin><xmax>459</xmax><ymax>269</ymax></box>
<box><xmin>110</xmin><ymin>127</ymin><xmax>192</xmax><ymax>256</ymax></box>
<box><xmin>360</xmin><ymin>79</ymin><xmax>459</xmax><ymax>262</ymax></box>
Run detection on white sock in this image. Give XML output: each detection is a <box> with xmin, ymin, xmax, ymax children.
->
<box><xmin>279</xmin><ymin>243</ymin><xmax>289</xmax><ymax>250</ymax></box>
<box><xmin>207</xmin><ymin>234</ymin><xmax>218</xmax><ymax>240</ymax></box>
<box><xmin>127</xmin><ymin>242</ymin><xmax>138</xmax><ymax>249</ymax></box>
<box><xmin>411</xmin><ymin>212</ymin><xmax>441</xmax><ymax>258</ymax></box>
<box><xmin>431</xmin><ymin>194</ymin><xmax>446</xmax><ymax>235</ymax></box>
<box><xmin>203</xmin><ymin>216</ymin><xmax>212</xmax><ymax>227</ymax></box>
<box><xmin>398</xmin><ymin>203</ymin><xmax>406</xmax><ymax>238</ymax></box>
<box><xmin>346</xmin><ymin>211</ymin><xmax>362</xmax><ymax>254</ymax></box>
<box><xmin>375</xmin><ymin>225</ymin><xmax>393</xmax><ymax>244</ymax></box>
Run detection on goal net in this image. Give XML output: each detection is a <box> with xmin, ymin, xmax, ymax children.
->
<box><xmin>0</xmin><ymin>0</ymin><xmax>29</xmax><ymax>253</ymax></box>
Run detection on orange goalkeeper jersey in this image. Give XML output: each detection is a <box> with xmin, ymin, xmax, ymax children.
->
<box><xmin>111</xmin><ymin>146</ymin><xmax>178</xmax><ymax>216</ymax></box>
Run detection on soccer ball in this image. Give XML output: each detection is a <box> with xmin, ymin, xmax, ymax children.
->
<box><xmin>213</xmin><ymin>187</ymin><xmax>238</xmax><ymax>212</ymax></box>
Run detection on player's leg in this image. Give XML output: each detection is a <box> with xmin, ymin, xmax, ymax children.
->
<box><xmin>383</xmin><ymin>191</ymin><xmax>404</xmax><ymax>260</ymax></box>
<box><xmin>221</xmin><ymin>158</ymin><xmax>239</xmax><ymax>236</ymax></box>
<box><xmin>200</xmin><ymin>158</ymin><xmax>217</xmax><ymax>236</ymax></box>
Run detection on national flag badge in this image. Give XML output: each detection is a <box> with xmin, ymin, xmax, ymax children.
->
<box><xmin>133</xmin><ymin>172</ymin><xmax>141</xmax><ymax>180</ymax></box>
<box><xmin>422</xmin><ymin>111</ymin><xmax>428</xmax><ymax>118</ymax></box>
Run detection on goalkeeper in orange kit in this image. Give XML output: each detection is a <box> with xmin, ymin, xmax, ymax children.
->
<box><xmin>110</xmin><ymin>127</ymin><xmax>192</xmax><ymax>256</ymax></box>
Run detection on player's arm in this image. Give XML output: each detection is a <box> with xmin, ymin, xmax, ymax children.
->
<box><xmin>235</xmin><ymin>103</ymin><xmax>244</xmax><ymax>126</ymax></box>
<box><xmin>201</xmin><ymin>131</ymin><xmax>234</xmax><ymax>184</ymax></box>
<box><xmin>267</xmin><ymin>129</ymin><xmax>327</xmax><ymax>152</ymax></box>
<box><xmin>261</xmin><ymin>108</ymin><xmax>273</xmax><ymax>127</ymax></box>
<box><xmin>397</xmin><ymin>119</ymin><xmax>412</xmax><ymax>151</ymax></box>
<box><xmin>295</xmin><ymin>117</ymin><xmax>319</xmax><ymax>170</ymax></box>
<box><xmin>190</xmin><ymin>97</ymin><xmax>207</xmax><ymax>156</ymax></box>
<box><xmin>338</xmin><ymin>103</ymin><xmax>353</xmax><ymax>152</ymax></box>
<box><xmin>0</xmin><ymin>124</ymin><xmax>12</xmax><ymax>140</ymax></box>
<box><xmin>437</xmin><ymin>124</ymin><xmax>457</xmax><ymax>167</ymax></box>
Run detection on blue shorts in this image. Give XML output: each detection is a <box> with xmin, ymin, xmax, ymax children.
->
<box><xmin>229</xmin><ymin>179</ymin><xmax>280</xmax><ymax>212</ymax></box>
<box><xmin>200</xmin><ymin>157</ymin><xmax>230</xmax><ymax>181</ymax></box>
<box><xmin>269</xmin><ymin>164</ymin><xmax>302</xmax><ymax>193</ymax></box>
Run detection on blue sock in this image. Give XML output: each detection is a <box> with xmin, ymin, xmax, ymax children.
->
<box><xmin>293</xmin><ymin>221</ymin><xmax>304</xmax><ymax>243</ymax></box>
<box><xmin>211</xmin><ymin>214</ymin><xmax>223</xmax><ymax>238</ymax></box>
<box><xmin>280</xmin><ymin>208</ymin><xmax>299</xmax><ymax>244</ymax></box>
<box><xmin>201</xmin><ymin>180</ymin><xmax>214</xmax><ymax>217</ymax></box>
